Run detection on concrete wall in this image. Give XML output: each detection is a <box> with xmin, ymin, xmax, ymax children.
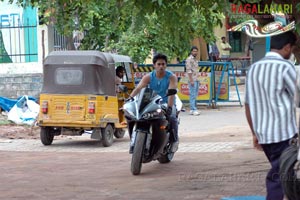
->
<box><xmin>0</xmin><ymin>3</ymin><xmax>52</xmax><ymax>98</ymax></box>
<box><xmin>0</xmin><ymin>73</ymin><xmax>43</xmax><ymax>99</ymax></box>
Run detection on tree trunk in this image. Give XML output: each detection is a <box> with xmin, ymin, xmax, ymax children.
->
<box><xmin>66</xmin><ymin>35</ymin><xmax>75</xmax><ymax>50</ymax></box>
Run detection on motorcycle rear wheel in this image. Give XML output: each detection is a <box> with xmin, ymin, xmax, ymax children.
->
<box><xmin>279</xmin><ymin>144</ymin><xmax>300</xmax><ymax>200</ymax></box>
<box><xmin>131</xmin><ymin>131</ymin><xmax>146</xmax><ymax>175</ymax></box>
<box><xmin>158</xmin><ymin>143</ymin><xmax>174</xmax><ymax>163</ymax></box>
<box><xmin>158</xmin><ymin>152</ymin><xmax>174</xmax><ymax>163</ymax></box>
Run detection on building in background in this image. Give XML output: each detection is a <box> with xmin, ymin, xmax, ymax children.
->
<box><xmin>0</xmin><ymin>0</ymin><xmax>53</xmax><ymax>98</ymax></box>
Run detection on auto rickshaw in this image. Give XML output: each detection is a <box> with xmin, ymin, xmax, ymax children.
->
<box><xmin>38</xmin><ymin>51</ymin><xmax>135</xmax><ymax>147</ymax></box>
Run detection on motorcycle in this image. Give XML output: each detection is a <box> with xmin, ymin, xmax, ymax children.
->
<box><xmin>123</xmin><ymin>87</ymin><xmax>179</xmax><ymax>175</ymax></box>
<box><xmin>279</xmin><ymin>137</ymin><xmax>300</xmax><ymax>199</ymax></box>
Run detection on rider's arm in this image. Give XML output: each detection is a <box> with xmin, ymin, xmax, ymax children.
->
<box><xmin>167</xmin><ymin>74</ymin><xmax>178</xmax><ymax>108</ymax></box>
<box><xmin>129</xmin><ymin>74</ymin><xmax>150</xmax><ymax>98</ymax></box>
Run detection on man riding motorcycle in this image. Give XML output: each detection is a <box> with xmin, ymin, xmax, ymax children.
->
<box><xmin>127</xmin><ymin>53</ymin><xmax>179</xmax><ymax>153</ymax></box>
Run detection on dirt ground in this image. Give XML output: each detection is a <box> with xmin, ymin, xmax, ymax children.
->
<box><xmin>0</xmin><ymin>149</ymin><xmax>268</xmax><ymax>200</ymax></box>
<box><xmin>0</xmin><ymin>118</ymin><xmax>268</xmax><ymax>200</ymax></box>
<box><xmin>0</xmin><ymin>112</ymin><xmax>40</xmax><ymax>139</ymax></box>
<box><xmin>0</xmin><ymin>85</ymin><xmax>271</xmax><ymax>200</ymax></box>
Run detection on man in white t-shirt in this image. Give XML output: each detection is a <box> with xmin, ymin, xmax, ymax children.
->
<box><xmin>220</xmin><ymin>36</ymin><xmax>231</xmax><ymax>60</ymax></box>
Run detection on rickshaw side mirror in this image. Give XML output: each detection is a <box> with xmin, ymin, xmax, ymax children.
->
<box><xmin>118</xmin><ymin>85</ymin><xmax>128</xmax><ymax>93</ymax></box>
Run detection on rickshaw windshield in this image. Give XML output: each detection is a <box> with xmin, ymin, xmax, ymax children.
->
<box><xmin>42</xmin><ymin>51</ymin><xmax>132</xmax><ymax>96</ymax></box>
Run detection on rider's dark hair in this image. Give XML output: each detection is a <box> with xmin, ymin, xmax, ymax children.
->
<box><xmin>271</xmin><ymin>31</ymin><xmax>296</xmax><ymax>50</ymax></box>
<box><xmin>153</xmin><ymin>53</ymin><xmax>168</xmax><ymax>64</ymax></box>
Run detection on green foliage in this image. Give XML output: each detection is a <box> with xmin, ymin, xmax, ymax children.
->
<box><xmin>295</xmin><ymin>2</ymin><xmax>300</xmax><ymax>35</ymax></box>
<box><xmin>4</xmin><ymin>0</ymin><xmax>225</xmax><ymax>63</ymax></box>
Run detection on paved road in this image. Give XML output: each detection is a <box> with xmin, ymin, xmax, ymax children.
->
<box><xmin>0</xmin><ymin>104</ymin><xmax>250</xmax><ymax>153</ymax></box>
<box><xmin>0</xmin><ymin>138</ymin><xmax>249</xmax><ymax>153</ymax></box>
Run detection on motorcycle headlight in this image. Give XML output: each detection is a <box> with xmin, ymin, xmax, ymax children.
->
<box><xmin>141</xmin><ymin>109</ymin><xmax>162</xmax><ymax>120</ymax></box>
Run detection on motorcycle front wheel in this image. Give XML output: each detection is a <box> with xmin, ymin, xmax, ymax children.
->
<box><xmin>131</xmin><ymin>131</ymin><xmax>146</xmax><ymax>175</ymax></box>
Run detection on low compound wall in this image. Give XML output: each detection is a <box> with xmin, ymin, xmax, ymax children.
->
<box><xmin>0</xmin><ymin>73</ymin><xmax>43</xmax><ymax>99</ymax></box>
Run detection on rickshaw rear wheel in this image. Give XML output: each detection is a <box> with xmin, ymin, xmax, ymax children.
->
<box><xmin>40</xmin><ymin>127</ymin><xmax>54</xmax><ymax>145</ymax></box>
<box><xmin>158</xmin><ymin>152</ymin><xmax>174</xmax><ymax>163</ymax></box>
<box><xmin>114</xmin><ymin>128</ymin><xmax>125</xmax><ymax>138</ymax></box>
<box><xmin>101</xmin><ymin>124</ymin><xmax>114</xmax><ymax>147</ymax></box>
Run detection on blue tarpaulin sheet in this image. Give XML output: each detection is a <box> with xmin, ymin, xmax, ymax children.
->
<box><xmin>0</xmin><ymin>96</ymin><xmax>37</xmax><ymax>112</ymax></box>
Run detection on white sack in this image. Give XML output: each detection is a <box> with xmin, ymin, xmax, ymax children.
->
<box><xmin>8</xmin><ymin>96</ymin><xmax>40</xmax><ymax>126</ymax></box>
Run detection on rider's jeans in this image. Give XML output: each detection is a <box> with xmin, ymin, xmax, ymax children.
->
<box><xmin>188</xmin><ymin>81</ymin><xmax>199</xmax><ymax>111</ymax></box>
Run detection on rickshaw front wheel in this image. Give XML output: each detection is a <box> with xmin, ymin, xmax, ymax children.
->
<box><xmin>40</xmin><ymin>127</ymin><xmax>54</xmax><ymax>145</ymax></box>
<box><xmin>101</xmin><ymin>124</ymin><xmax>114</xmax><ymax>147</ymax></box>
<box><xmin>114</xmin><ymin>128</ymin><xmax>125</xmax><ymax>138</ymax></box>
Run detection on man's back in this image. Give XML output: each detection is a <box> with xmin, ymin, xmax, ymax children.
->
<box><xmin>245</xmin><ymin>51</ymin><xmax>297</xmax><ymax>143</ymax></box>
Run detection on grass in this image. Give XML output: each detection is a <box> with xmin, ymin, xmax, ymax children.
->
<box><xmin>0</xmin><ymin>119</ymin><xmax>13</xmax><ymax>125</ymax></box>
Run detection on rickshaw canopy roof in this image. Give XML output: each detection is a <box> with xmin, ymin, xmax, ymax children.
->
<box><xmin>42</xmin><ymin>51</ymin><xmax>132</xmax><ymax>95</ymax></box>
<box><xmin>44</xmin><ymin>50</ymin><xmax>132</xmax><ymax>66</ymax></box>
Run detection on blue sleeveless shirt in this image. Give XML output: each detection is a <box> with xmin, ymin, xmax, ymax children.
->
<box><xmin>149</xmin><ymin>70</ymin><xmax>172</xmax><ymax>103</ymax></box>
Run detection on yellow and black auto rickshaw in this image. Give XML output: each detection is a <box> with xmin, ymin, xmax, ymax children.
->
<box><xmin>38</xmin><ymin>51</ymin><xmax>135</xmax><ymax>147</ymax></box>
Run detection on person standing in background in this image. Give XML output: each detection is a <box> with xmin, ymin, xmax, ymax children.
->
<box><xmin>208</xmin><ymin>41</ymin><xmax>219</xmax><ymax>62</ymax></box>
<box><xmin>245</xmin><ymin>31</ymin><xmax>297</xmax><ymax>200</ymax></box>
<box><xmin>220</xmin><ymin>36</ymin><xmax>231</xmax><ymax>60</ymax></box>
<box><xmin>185</xmin><ymin>46</ymin><xmax>200</xmax><ymax>116</ymax></box>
